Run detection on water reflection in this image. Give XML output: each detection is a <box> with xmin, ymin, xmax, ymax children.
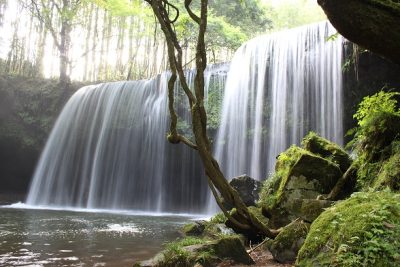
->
<box><xmin>0</xmin><ymin>207</ymin><xmax>191</xmax><ymax>266</ymax></box>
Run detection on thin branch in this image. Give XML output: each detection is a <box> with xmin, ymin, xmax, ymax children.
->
<box><xmin>207</xmin><ymin>177</ymin><xmax>251</xmax><ymax>230</ymax></box>
<box><xmin>184</xmin><ymin>0</ymin><xmax>200</xmax><ymax>24</ymax></box>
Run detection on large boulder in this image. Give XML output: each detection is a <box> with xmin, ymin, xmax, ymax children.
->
<box><xmin>223</xmin><ymin>175</ymin><xmax>262</xmax><ymax>210</ymax></box>
<box><xmin>260</xmin><ymin>145</ymin><xmax>342</xmax><ymax>228</ymax></box>
<box><xmin>302</xmin><ymin>131</ymin><xmax>352</xmax><ymax>172</ymax></box>
<box><xmin>266</xmin><ymin>219</ymin><xmax>310</xmax><ymax>263</ymax></box>
<box><xmin>297</xmin><ymin>192</ymin><xmax>400</xmax><ymax>267</ymax></box>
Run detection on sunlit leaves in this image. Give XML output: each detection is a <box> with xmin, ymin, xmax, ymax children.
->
<box><xmin>354</xmin><ymin>90</ymin><xmax>400</xmax><ymax>127</ymax></box>
<box><xmin>91</xmin><ymin>0</ymin><xmax>149</xmax><ymax>17</ymax></box>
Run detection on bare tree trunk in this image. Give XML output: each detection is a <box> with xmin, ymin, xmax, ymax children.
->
<box><xmin>90</xmin><ymin>6</ymin><xmax>99</xmax><ymax>81</ymax></box>
<box><xmin>83</xmin><ymin>3</ymin><xmax>93</xmax><ymax>81</ymax></box>
<box><xmin>145</xmin><ymin>0</ymin><xmax>279</xmax><ymax>239</ymax></box>
<box><xmin>116</xmin><ymin>17</ymin><xmax>126</xmax><ymax>77</ymax></box>
<box><xmin>59</xmin><ymin>20</ymin><xmax>71</xmax><ymax>86</ymax></box>
<box><xmin>35</xmin><ymin>21</ymin><xmax>47</xmax><ymax>77</ymax></box>
<box><xmin>98</xmin><ymin>10</ymin><xmax>108</xmax><ymax>80</ymax></box>
<box><xmin>104</xmin><ymin>13</ymin><xmax>112</xmax><ymax>80</ymax></box>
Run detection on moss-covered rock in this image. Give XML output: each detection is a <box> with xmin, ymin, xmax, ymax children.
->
<box><xmin>297</xmin><ymin>191</ymin><xmax>400</xmax><ymax>267</ymax></box>
<box><xmin>136</xmin><ymin>236</ymin><xmax>254</xmax><ymax>267</ymax></box>
<box><xmin>182</xmin><ymin>221</ymin><xmax>206</xmax><ymax>236</ymax></box>
<box><xmin>260</xmin><ymin>145</ymin><xmax>342</xmax><ymax>227</ymax></box>
<box><xmin>266</xmin><ymin>219</ymin><xmax>310</xmax><ymax>263</ymax></box>
<box><xmin>285</xmin><ymin>198</ymin><xmax>335</xmax><ymax>223</ymax></box>
<box><xmin>302</xmin><ymin>131</ymin><xmax>352</xmax><ymax>172</ymax></box>
<box><xmin>373</xmin><ymin>151</ymin><xmax>400</xmax><ymax>191</ymax></box>
<box><xmin>352</xmin><ymin>111</ymin><xmax>400</xmax><ymax>191</ymax></box>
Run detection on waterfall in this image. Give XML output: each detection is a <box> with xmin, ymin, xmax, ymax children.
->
<box><xmin>26</xmin><ymin>65</ymin><xmax>228</xmax><ymax>213</ymax></box>
<box><xmin>214</xmin><ymin>22</ymin><xmax>343</xmax><ymax>181</ymax></box>
<box><xmin>27</xmin><ymin>22</ymin><xmax>344</xmax><ymax>214</ymax></box>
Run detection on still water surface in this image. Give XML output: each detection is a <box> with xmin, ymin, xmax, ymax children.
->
<box><xmin>0</xmin><ymin>206</ymin><xmax>194</xmax><ymax>266</ymax></box>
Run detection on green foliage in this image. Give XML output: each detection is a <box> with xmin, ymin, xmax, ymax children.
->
<box><xmin>160</xmin><ymin>237</ymin><xmax>214</xmax><ymax>267</ymax></box>
<box><xmin>209</xmin><ymin>213</ymin><xmax>227</xmax><ymax>224</ymax></box>
<box><xmin>171</xmin><ymin>0</ymin><xmax>272</xmax><ymax>52</ymax></box>
<box><xmin>267</xmin><ymin>0</ymin><xmax>326</xmax><ymax>30</ymax></box>
<box><xmin>297</xmin><ymin>191</ymin><xmax>400</xmax><ymax>267</ymax></box>
<box><xmin>161</xmin><ymin>243</ymin><xmax>191</xmax><ymax>267</ymax></box>
<box><xmin>91</xmin><ymin>0</ymin><xmax>149</xmax><ymax>17</ymax></box>
<box><xmin>347</xmin><ymin>90</ymin><xmax>400</xmax><ymax>191</ymax></box>
<box><xmin>0</xmin><ymin>75</ymin><xmax>79</xmax><ymax>149</ymax></box>
<box><xmin>210</xmin><ymin>0</ymin><xmax>273</xmax><ymax>39</ymax></box>
<box><xmin>353</xmin><ymin>91</ymin><xmax>400</xmax><ymax>127</ymax></box>
<box><xmin>206</xmin><ymin>76</ymin><xmax>224</xmax><ymax>130</ymax></box>
<box><xmin>373</xmin><ymin>142</ymin><xmax>400</xmax><ymax>191</ymax></box>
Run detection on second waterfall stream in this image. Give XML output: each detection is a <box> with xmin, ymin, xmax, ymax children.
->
<box><xmin>26</xmin><ymin>22</ymin><xmax>343</xmax><ymax>214</ymax></box>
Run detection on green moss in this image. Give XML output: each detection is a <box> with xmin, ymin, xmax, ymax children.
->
<box><xmin>302</xmin><ymin>131</ymin><xmax>351</xmax><ymax>172</ymax></box>
<box><xmin>373</xmin><ymin>152</ymin><xmax>400</xmax><ymax>191</ymax></box>
<box><xmin>182</xmin><ymin>222</ymin><xmax>205</xmax><ymax>236</ymax></box>
<box><xmin>297</xmin><ymin>191</ymin><xmax>400</xmax><ymax>267</ymax></box>
<box><xmin>160</xmin><ymin>237</ymin><xmax>206</xmax><ymax>267</ymax></box>
<box><xmin>259</xmin><ymin>145</ymin><xmax>306</xmax><ymax>209</ymax></box>
<box><xmin>209</xmin><ymin>212</ymin><xmax>227</xmax><ymax>224</ymax></box>
<box><xmin>158</xmin><ymin>236</ymin><xmax>252</xmax><ymax>266</ymax></box>
<box><xmin>267</xmin><ymin>219</ymin><xmax>310</xmax><ymax>263</ymax></box>
<box><xmin>347</xmin><ymin>91</ymin><xmax>400</xmax><ymax>192</ymax></box>
<box><xmin>273</xmin><ymin>220</ymin><xmax>308</xmax><ymax>249</ymax></box>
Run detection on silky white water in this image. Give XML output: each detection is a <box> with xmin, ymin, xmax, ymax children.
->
<box><xmin>27</xmin><ymin>22</ymin><xmax>343</xmax><ymax>214</ymax></box>
<box><xmin>26</xmin><ymin>65</ymin><xmax>227</xmax><ymax>213</ymax></box>
<box><xmin>214</xmin><ymin>22</ymin><xmax>343</xmax><ymax>182</ymax></box>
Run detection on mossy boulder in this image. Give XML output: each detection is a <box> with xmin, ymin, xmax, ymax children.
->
<box><xmin>297</xmin><ymin>191</ymin><xmax>400</xmax><ymax>267</ymax></box>
<box><xmin>284</xmin><ymin>198</ymin><xmax>335</xmax><ymax>223</ymax></box>
<box><xmin>182</xmin><ymin>221</ymin><xmax>206</xmax><ymax>236</ymax></box>
<box><xmin>352</xmin><ymin>111</ymin><xmax>400</xmax><ymax>191</ymax></box>
<box><xmin>356</xmin><ymin>112</ymin><xmax>400</xmax><ymax>164</ymax></box>
<box><xmin>372</xmin><ymin>151</ymin><xmax>400</xmax><ymax>191</ymax></box>
<box><xmin>266</xmin><ymin>219</ymin><xmax>310</xmax><ymax>263</ymax></box>
<box><xmin>260</xmin><ymin>145</ymin><xmax>342</xmax><ymax>227</ymax></box>
<box><xmin>222</xmin><ymin>175</ymin><xmax>262</xmax><ymax>210</ymax></box>
<box><xmin>137</xmin><ymin>236</ymin><xmax>254</xmax><ymax>267</ymax></box>
<box><xmin>302</xmin><ymin>131</ymin><xmax>352</xmax><ymax>172</ymax></box>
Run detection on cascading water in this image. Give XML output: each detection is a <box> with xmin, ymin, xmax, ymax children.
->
<box><xmin>27</xmin><ymin>21</ymin><xmax>344</xmax><ymax>214</ymax></box>
<box><xmin>26</xmin><ymin>65</ymin><xmax>228</xmax><ymax>213</ymax></box>
<box><xmin>214</xmin><ymin>22</ymin><xmax>343</xmax><ymax>182</ymax></box>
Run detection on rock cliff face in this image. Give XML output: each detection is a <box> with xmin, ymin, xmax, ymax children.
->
<box><xmin>342</xmin><ymin>46</ymin><xmax>400</xmax><ymax>142</ymax></box>
<box><xmin>0</xmin><ymin>75</ymin><xmax>81</xmax><ymax>195</ymax></box>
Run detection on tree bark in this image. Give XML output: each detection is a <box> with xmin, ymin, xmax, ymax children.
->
<box><xmin>145</xmin><ymin>0</ymin><xmax>280</xmax><ymax>239</ymax></box>
<box><xmin>59</xmin><ymin>19</ymin><xmax>71</xmax><ymax>86</ymax></box>
<box><xmin>318</xmin><ymin>0</ymin><xmax>400</xmax><ymax>64</ymax></box>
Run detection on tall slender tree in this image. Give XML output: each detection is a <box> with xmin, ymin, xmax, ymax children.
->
<box><xmin>144</xmin><ymin>0</ymin><xmax>279</xmax><ymax>239</ymax></box>
<box><xmin>27</xmin><ymin>0</ymin><xmax>83</xmax><ymax>87</ymax></box>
